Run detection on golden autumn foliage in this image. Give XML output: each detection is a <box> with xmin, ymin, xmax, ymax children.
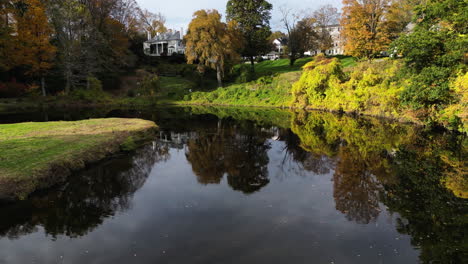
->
<box><xmin>185</xmin><ymin>9</ymin><xmax>242</xmax><ymax>87</ymax></box>
<box><xmin>14</xmin><ymin>0</ymin><xmax>56</xmax><ymax>78</ymax></box>
<box><xmin>341</xmin><ymin>0</ymin><xmax>392</xmax><ymax>58</ymax></box>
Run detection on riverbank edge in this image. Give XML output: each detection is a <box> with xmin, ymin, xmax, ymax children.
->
<box><xmin>173</xmin><ymin>100</ymin><xmax>425</xmax><ymax>126</ymax></box>
<box><xmin>1</xmin><ymin>94</ymin><xmax>457</xmax><ymax>130</ymax></box>
<box><xmin>0</xmin><ymin>97</ymin><xmax>425</xmax><ymax>127</ymax></box>
<box><xmin>0</xmin><ymin>118</ymin><xmax>158</xmax><ymax>201</ymax></box>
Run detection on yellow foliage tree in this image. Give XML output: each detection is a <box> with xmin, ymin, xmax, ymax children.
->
<box><xmin>185</xmin><ymin>9</ymin><xmax>242</xmax><ymax>87</ymax></box>
<box><xmin>341</xmin><ymin>0</ymin><xmax>392</xmax><ymax>58</ymax></box>
<box><xmin>14</xmin><ymin>0</ymin><xmax>56</xmax><ymax>96</ymax></box>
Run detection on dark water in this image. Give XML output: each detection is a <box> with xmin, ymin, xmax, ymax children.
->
<box><xmin>0</xmin><ymin>107</ymin><xmax>466</xmax><ymax>264</ymax></box>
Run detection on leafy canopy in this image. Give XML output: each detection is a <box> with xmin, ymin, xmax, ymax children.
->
<box><xmin>226</xmin><ymin>0</ymin><xmax>273</xmax><ymax>61</ymax></box>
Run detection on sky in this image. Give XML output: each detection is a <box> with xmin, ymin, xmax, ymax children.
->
<box><xmin>136</xmin><ymin>0</ymin><xmax>343</xmax><ymax>32</ymax></box>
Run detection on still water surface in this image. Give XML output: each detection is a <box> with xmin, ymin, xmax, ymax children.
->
<box><xmin>0</xmin><ymin>107</ymin><xmax>466</xmax><ymax>264</ymax></box>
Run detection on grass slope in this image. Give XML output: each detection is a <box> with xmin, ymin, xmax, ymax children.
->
<box><xmin>254</xmin><ymin>57</ymin><xmax>314</xmax><ymax>75</ymax></box>
<box><xmin>179</xmin><ymin>56</ymin><xmax>357</xmax><ymax>107</ymax></box>
<box><xmin>182</xmin><ymin>71</ymin><xmax>301</xmax><ymax>107</ymax></box>
<box><xmin>0</xmin><ymin>118</ymin><xmax>157</xmax><ymax>200</ymax></box>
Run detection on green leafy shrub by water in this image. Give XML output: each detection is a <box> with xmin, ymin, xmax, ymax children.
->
<box><xmin>291</xmin><ymin>55</ymin><xmax>404</xmax><ymax>118</ymax></box>
<box><xmin>291</xmin><ymin>55</ymin><xmax>346</xmax><ymax>109</ymax></box>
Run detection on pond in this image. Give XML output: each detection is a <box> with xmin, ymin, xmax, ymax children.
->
<box><xmin>0</xmin><ymin>106</ymin><xmax>466</xmax><ymax>264</ymax></box>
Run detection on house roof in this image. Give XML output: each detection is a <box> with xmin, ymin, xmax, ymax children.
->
<box><xmin>146</xmin><ymin>31</ymin><xmax>182</xmax><ymax>43</ymax></box>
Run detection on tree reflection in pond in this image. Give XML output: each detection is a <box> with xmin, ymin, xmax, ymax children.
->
<box><xmin>0</xmin><ymin>107</ymin><xmax>466</xmax><ymax>264</ymax></box>
<box><xmin>185</xmin><ymin>119</ymin><xmax>271</xmax><ymax>194</ymax></box>
<box><xmin>382</xmin><ymin>132</ymin><xmax>468</xmax><ymax>263</ymax></box>
<box><xmin>0</xmin><ymin>141</ymin><xmax>169</xmax><ymax>239</ymax></box>
<box><xmin>290</xmin><ymin>111</ymin><xmax>410</xmax><ymax>224</ymax></box>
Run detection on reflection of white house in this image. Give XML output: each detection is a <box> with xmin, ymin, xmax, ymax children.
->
<box><xmin>143</xmin><ymin>30</ymin><xmax>185</xmax><ymax>56</ymax></box>
<box><xmin>305</xmin><ymin>24</ymin><xmax>344</xmax><ymax>56</ymax></box>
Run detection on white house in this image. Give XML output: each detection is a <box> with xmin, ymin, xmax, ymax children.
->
<box><xmin>305</xmin><ymin>24</ymin><xmax>344</xmax><ymax>56</ymax></box>
<box><xmin>272</xmin><ymin>38</ymin><xmax>285</xmax><ymax>54</ymax></box>
<box><xmin>143</xmin><ymin>30</ymin><xmax>185</xmax><ymax>56</ymax></box>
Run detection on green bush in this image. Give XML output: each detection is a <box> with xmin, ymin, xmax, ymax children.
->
<box><xmin>256</xmin><ymin>75</ymin><xmax>274</xmax><ymax>85</ymax></box>
<box><xmin>291</xmin><ymin>54</ymin><xmax>346</xmax><ymax>109</ymax></box>
<box><xmin>291</xmin><ymin>55</ymin><xmax>404</xmax><ymax>117</ymax></box>
<box><xmin>401</xmin><ymin>66</ymin><xmax>453</xmax><ymax>109</ymax></box>
<box><xmin>70</xmin><ymin>88</ymin><xmax>109</xmax><ymax>103</ymax></box>
<box><xmin>87</xmin><ymin>76</ymin><xmax>103</xmax><ymax>91</ymax></box>
<box><xmin>138</xmin><ymin>75</ymin><xmax>160</xmax><ymax>97</ymax></box>
<box><xmin>235</xmin><ymin>64</ymin><xmax>255</xmax><ymax>83</ymax></box>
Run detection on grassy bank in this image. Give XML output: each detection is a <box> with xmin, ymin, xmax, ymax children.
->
<box><xmin>181</xmin><ymin>71</ymin><xmax>300</xmax><ymax>107</ymax></box>
<box><xmin>178</xmin><ymin>56</ymin><xmax>357</xmax><ymax>108</ymax></box>
<box><xmin>0</xmin><ymin>118</ymin><xmax>157</xmax><ymax>200</ymax></box>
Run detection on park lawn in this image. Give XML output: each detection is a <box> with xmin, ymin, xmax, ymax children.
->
<box><xmin>0</xmin><ymin>118</ymin><xmax>157</xmax><ymax>199</ymax></box>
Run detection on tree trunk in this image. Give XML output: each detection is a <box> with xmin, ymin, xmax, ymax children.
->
<box><xmin>216</xmin><ymin>64</ymin><xmax>223</xmax><ymax>88</ymax></box>
<box><xmin>41</xmin><ymin>76</ymin><xmax>46</xmax><ymax>97</ymax></box>
<box><xmin>65</xmin><ymin>74</ymin><xmax>71</xmax><ymax>95</ymax></box>
<box><xmin>289</xmin><ymin>56</ymin><xmax>296</xmax><ymax>67</ymax></box>
<box><xmin>250</xmin><ymin>56</ymin><xmax>255</xmax><ymax>72</ymax></box>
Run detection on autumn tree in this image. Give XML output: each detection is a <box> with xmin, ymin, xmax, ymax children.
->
<box><xmin>139</xmin><ymin>9</ymin><xmax>167</xmax><ymax>39</ymax></box>
<box><xmin>341</xmin><ymin>0</ymin><xmax>392</xmax><ymax>58</ymax></box>
<box><xmin>226</xmin><ymin>0</ymin><xmax>273</xmax><ymax>70</ymax></box>
<box><xmin>313</xmin><ymin>5</ymin><xmax>340</xmax><ymax>54</ymax></box>
<box><xmin>280</xmin><ymin>7</ymin><xmax>316</xmax><ymax>66</ymax></box>
<box><xmin>185</xmin><ymin>9</ymin><xmax>241</xmax><ymax>87</ymax></box>
<box><xmin>14</xmin><ymin>0</ymin><xmax>56</xmax><ymax>96</ymax></box>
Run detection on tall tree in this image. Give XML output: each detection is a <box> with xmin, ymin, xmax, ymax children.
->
<box><xmin>226</xmin><ymin>0</ymin><xmax>273</xmax><ymax>70</ymax></box>
<box><xmin>0</xmin><ymin>0</ymin><xmax>17</xmax><ymax>72</ymax></box>
<box><xmin>185</xmin><ymin>9</ymin><xmax>241</xmax><ymax>88</ymax></box>
<box><xmin>48</xmin><ymin>0</ymin><xmax>90</xmax><ymax>93</ymax></box>
<box><xmin>14</xmin><ymin>0</ymin><xmax>56</xmax><ymax>96</ymax></box>
<box><xmin>313</xmin><ymin>5</ymin><xmax>340</xmax><ymax>54</ymax></box>
<box><xmin>280</xmin><ymin>8</ymin><xmax>316</xmax><ymax>66</ymax></box>
<box><xmin>341</xmin><ymin>0</ymin><xmax>392</xmax><ymax>59</ymax></box>
<box><xmin>139</xmin><ymin>9</ymin><xmax>167</xmax><ymax>39</ymax></box>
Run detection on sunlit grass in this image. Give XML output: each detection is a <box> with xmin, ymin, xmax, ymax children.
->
<box><xmin>0</xmin><ymin>118</ymin><xmax>156</xmax><ymax>180</ymax></box>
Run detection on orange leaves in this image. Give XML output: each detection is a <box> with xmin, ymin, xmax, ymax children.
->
<box><xmin>341</xmin><ymin>0</ymin><xmax>393</xmax><ymax>58</ymax></box>
<box><xmin>14</xmin><ymin>0</ymin><xmax>56</xmax><ymax>76</ymax></box>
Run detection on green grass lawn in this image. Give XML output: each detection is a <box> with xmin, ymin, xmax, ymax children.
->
<box><xmin>0</xmin><ymin>118</ymin><xmax>156</xmax><ymax>199</ymax></box>
<box><xmin>253</xmin><ymin>57</ymin><xmax>314</xmax><ymax>76</ymax></box>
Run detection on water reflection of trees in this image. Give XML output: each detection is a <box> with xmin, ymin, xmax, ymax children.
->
<box><xmin>291</xmin><ymin>111</ymin><xmax>411</xmax><ymax>224</ymax></box>
<box><xmin>0</xmin><ymin>142</ymin><xmax>169</xmax><ymax>239</ymax></box>
<box><xmin>185</xmin><ymin>120</ymin><xmax>271</xmax><ymax>194</ymax></box>
<box><xmin>280</xmin><ymin>129</ymin><xmax>334</xmax><ymax>176</ymax></box>
<box><xmin>291</xmin><ymin>111</ymin><xmax>467</xmax><ymax>262</ymax></box>
<box><xmin>382</xmin><ymin>133</ymin><xmax>468</xmax><ymax>263</ymax></box>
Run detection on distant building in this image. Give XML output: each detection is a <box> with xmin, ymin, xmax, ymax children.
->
<box><xmin>143</xmin><ymin>30</ymin><xmax>185</xmax><ymax>56</ymax></box>
<box><xmin>272</xmin><ymin>38</ymin><xmax>286</xmax><ymax>54</ymax></box>
<box><xmin>305</xmin><ymin>25</ymin><xmax>344</xmax><ymax>56</ymax></box>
